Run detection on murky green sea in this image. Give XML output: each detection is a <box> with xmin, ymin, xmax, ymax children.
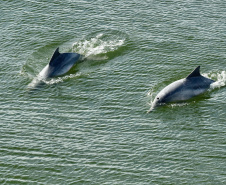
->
<box><xmin>1</xmin><ymin>0</ymin><xmax>226</xmax><ymax>184</ymax></box>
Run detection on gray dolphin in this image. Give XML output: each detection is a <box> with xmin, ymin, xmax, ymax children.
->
<box><xmin>28</xmin><ymin>47</ymin><xmax>82</xmax><ymax>89</ymax></box>
<box><xmin>149</xmin><ymin>66</ymin><xmax>215</xmax><ymax>112</ymax></box>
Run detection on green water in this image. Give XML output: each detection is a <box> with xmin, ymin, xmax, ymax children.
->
<box><xmin>1</xmin><ymin>0</ymin><xmax>225</xmax><ymax>184</ymax></box>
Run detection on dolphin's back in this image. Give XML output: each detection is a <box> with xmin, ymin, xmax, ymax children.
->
<box><xmin>43</xmin><ymin>47</ymin><xmax>81</xmax><ymax>78</ymax></box>
<box><xmin>50</xmin><ymin>52</ymin><xmax>80</xmax><ymax>77</ymax></box>
<box><xmin>159</xmin><ymin>74</ymin><xmax>214</xmax><ymax>103</ymax></box>
<box><xmin>170</xmin><ymin>76</ymin><xmax>213</xmax><ymax>102</ymax></box>
<box><xmin>28</xmin><ymin>47</ymin><xmax>82</xmax><ymax>90</ymax></box>
<box><xmin>187</xmin><ymin>76</ymin><xmax>214</xmax><ymax>90</ymax></box>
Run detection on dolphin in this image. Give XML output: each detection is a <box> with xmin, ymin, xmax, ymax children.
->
<box><xmin>149</xmin><ymin>66</ymin><xmax>215</xmax><ymax>112</ymax></box>
<box><xmin>28</xmin><ymin>47</ymin><xmax>82</xmax><ymax>89</ymax></box>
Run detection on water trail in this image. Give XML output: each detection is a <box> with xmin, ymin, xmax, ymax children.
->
<box><xmin>72</xmin><ymin>33</ymin><xmax>125</xmax><ymax>60</ymax></box>
<box><xmin>208</xmin><ymin>70</ymin><xmax>226</xmax><ymax>89</ymax></box>
<box><xmin>44</xmin><ymin>73</ymin><xmax>82</xmax><ymax>85</ymax></box>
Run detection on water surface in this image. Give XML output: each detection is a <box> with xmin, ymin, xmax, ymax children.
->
<box><xmin>1</xmin><ymin>0</ymin><xmax>226</xmax><ymax>184</ymax></box>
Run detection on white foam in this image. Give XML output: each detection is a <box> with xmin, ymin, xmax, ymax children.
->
<box><xmin>72</xmin><ymin>33</ymin><xmax>125</xmax><ymax>58</ymax></box>
<box><xmin>204</xmin><ymin>70</ymin><xmax>226</xmax><ymax>89</ymax></box>
<box><xmin>44</xmin><ymin>73</ymin><xmax>82</xmax><ymax>85</ymax></box>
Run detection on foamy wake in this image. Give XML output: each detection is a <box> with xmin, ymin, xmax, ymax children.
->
<box><xmin>72</xmin><ymin>33</ymin><xmax>125</xmax><ymax>58</ymax></box>
<box><xmin>204</xmin><ymin>70</ymin><xmax>226</xmax><ymax>89</ymax></box>
<box><xmin>44</xmin><ymin>73</ymin><xmax>82</xmax><ymax>85</ymax></box>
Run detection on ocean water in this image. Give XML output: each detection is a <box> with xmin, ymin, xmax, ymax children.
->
<box><xmin>1</xmin><ymin>0</ymin><xmax>225</xmax><ymax>184</ymax></box>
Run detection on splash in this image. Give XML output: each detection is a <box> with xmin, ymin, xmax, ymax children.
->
<box><xmin>204</xmin><ymin>70</ymin><xmax>226</xmax><ymax>89</ymax></box>
<box><xmin>72</xmin><ymin>33</ymin><xmax>125</xmax><ymax>58</ymax></box>
<box><xmin>44</xmin><ymin>73</ymin><xmax>82</xmax><ymax>85</ymax></box>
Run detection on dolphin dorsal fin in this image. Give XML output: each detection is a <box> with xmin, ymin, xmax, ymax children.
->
<box><xmin>186</xmin><ymin>66</ymin><xmax>201</xmax><ymax>78</ymax></box>
<box><xmin>49</xmin><ymin>47</ymin><xmax>60</xmax><ymax>66</ymax></box>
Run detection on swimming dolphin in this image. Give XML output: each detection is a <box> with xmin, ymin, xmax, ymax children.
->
<box><xmin>149</xmin><ymin>66</ymin><xmax>215</xmax><ymax>112</ymax></box>
<box><xmin>28</xmin><ymin>47</ymin><xmax>82</xmax><ymax>89</ymax></box>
